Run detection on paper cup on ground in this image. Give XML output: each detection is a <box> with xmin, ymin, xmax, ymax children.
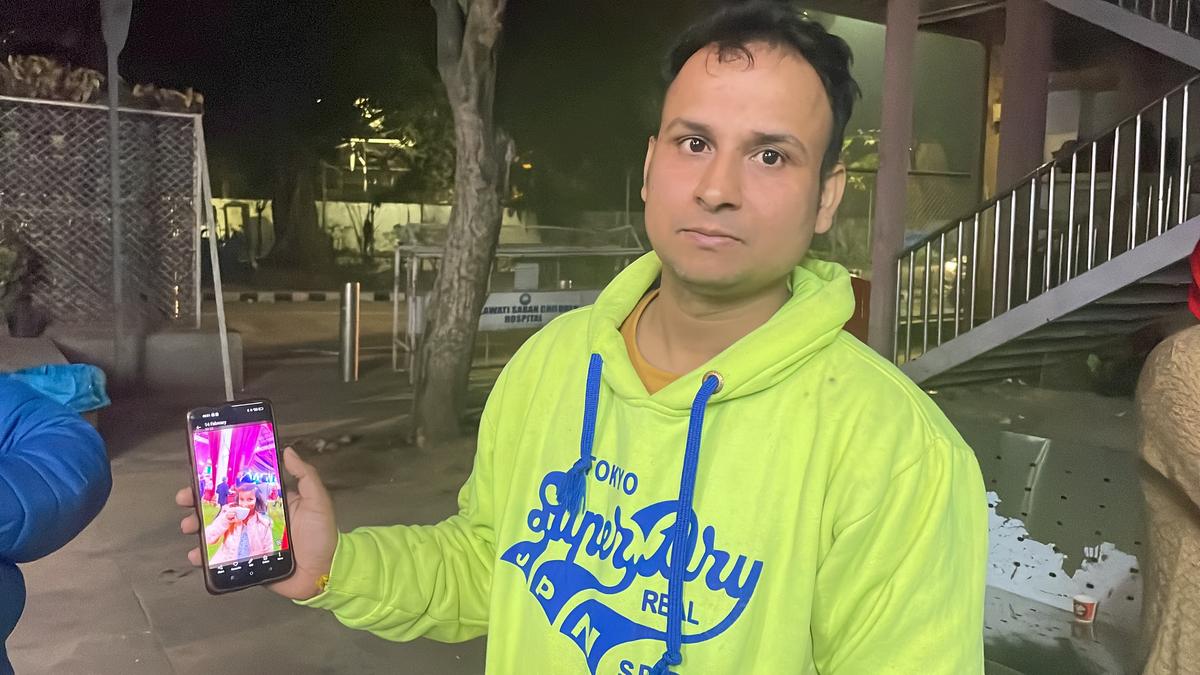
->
<box><xmin>1072</xmin><ymin>594</ymin><xmax>1098</xmax><ymax>623</ymax></box>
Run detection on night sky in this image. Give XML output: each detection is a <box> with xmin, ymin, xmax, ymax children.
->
<box><xmin>1</xmin><ymin>0</ymin><xmax>715</xmax><ymax>209</ymax></box>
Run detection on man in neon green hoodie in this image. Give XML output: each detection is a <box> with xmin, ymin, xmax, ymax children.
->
<box><xmin>181</xmin><ymin>3</ymin><xmax>986</xmax><ymax>672</ymax></box>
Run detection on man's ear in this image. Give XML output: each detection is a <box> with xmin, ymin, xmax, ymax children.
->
<box><xmin>641</xmin><ymin>136</ymin><xmax>656</xmax><ymax>202</ymax></box>
<box><xmin>814</xmin><ymin>163</ymin><xmax>847</xmax><ymax>235</ymax></box>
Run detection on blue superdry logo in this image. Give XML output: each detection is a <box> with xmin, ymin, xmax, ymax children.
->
<box><xmin>501</xmin><ymin>465</ymin><xmax>764</xmax><ymax>674</ymax></box>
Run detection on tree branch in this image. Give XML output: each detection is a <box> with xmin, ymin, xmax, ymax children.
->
<box><xmin>466</xmin><ymin>0</ymin><xmax>506</xmax><ymax>52</ymax></box>
<box><xmin>431</xmin><ymin>0</ymin><xmax>464</xmax><ymax>84</ymax></box>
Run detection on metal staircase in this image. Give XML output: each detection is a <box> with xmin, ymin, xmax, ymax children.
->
<box><xmin>1045</xmin><ymin>0</ymin><xmax>1200</xmax><ymax>70</ymax></box>
<box><xmin>895</xmin><ymin>73</ymin><xmax>1200</xmax><ymax>387</ymax></box>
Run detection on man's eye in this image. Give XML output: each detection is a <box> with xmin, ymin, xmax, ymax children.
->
<box><xmin>758</xmin><ymin>149</ymin><xmax>784</xmax><ymax>166</ymax></box>
<box><xmin>684</xmin><ymin>138</ymin><xmax>708</xmax><ymax>153</ymax></box>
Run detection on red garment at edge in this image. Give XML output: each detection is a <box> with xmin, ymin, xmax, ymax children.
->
<box><xmin>1190</xmin><ymin>237</ymin><xmax>1200</xmax><ymax>320</ymax></box>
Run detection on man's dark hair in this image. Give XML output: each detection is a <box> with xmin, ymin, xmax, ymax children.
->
<box><xmin>664</xmin><ymin>1</ymin><xmax>860</xmax><ymax>177</ymax></box>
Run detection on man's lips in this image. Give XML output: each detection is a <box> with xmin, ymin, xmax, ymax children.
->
<box><xmin>679</xmin><ymin>227</ymin><xmax>741</xmax><ymax>247</ymax></box>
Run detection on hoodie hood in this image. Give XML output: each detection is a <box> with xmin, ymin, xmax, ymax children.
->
<box><xmin>586</xmin><ymin>251</ymin><xmax>855</xmax><ymax>411</ymax></box>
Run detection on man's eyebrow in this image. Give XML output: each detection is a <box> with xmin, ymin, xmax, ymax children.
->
<box><xmin>663</xmin><ymin>118</ymin><xmax>811</xmax><ymax>162</ymax></box>
<box><xmin>663</xmin><ymin>117</ymin><xmax>714</xmax><ymax>137</ymax></box>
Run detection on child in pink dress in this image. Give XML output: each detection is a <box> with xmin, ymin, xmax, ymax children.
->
<box><xmin>205</xmin><ymin>483</ymin><xmax>274</xmax><ymax>566</ymax></box>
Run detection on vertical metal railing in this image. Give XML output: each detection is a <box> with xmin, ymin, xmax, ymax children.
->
<box><xmin>893</xmin><ymin>74</ymin><xmax>1199</xmax><ymax>364</ymax></box>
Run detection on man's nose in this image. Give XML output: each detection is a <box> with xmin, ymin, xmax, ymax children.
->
<box><xmin>693</xmin><ymin>151</ymin><xmax>743</xmax><ymax>212</ymax></box>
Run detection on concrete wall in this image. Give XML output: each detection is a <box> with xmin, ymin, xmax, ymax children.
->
<box><xmin>47</xmin><ymin>326</ymin><xmax>244</xmax><ymax>394</ymax></box>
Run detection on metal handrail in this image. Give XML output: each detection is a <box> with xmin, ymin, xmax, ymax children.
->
<box><xmin>892</xmin><ymin>74</ymin><xmax>1199</xmax><ymax>365</ymax></box>
<box><xmin>900</xmin><ymin>72</ymin><xmax>1200</xmax><ymax>257</ymax></box>
<box><xmin>1106</xmin><ymin>0</ymin><xmax>1199</xmax><ymax>38</ymax></box>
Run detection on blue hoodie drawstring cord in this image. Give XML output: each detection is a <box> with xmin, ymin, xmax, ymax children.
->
<box><xmin>561</xmin><ymin>353</ymin><xmax>604</xmax><ymax>515</ymax></box>
<box><xmin>649</xmin><ymin>371</ymin><xmax>722</xmax><ymax>675</ymax></box>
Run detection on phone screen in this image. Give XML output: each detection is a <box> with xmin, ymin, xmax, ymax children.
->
<box><xmin>188</xmin><ymin>400</ymin><xmax>294</xmax><ymax>593</ymax></box>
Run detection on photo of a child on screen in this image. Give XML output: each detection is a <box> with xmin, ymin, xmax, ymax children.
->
<box><xmin>192</xmin><ymin>421</ymin><xmax>287</xmax><ymax>568</ymax></box>
<box><xmin>206</xmin><ymin>483</ymin><xmax>274</xmax><ymax>565</ymax></box>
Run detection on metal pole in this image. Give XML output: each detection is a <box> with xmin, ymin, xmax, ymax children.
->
<box><xmin>1177</xmin><ymin>85</ymin><xmax>1189</xmax><ymax>226</ymax></box>
<box><xmin>1131</xmin><ymin>113</ymin><xmax>1142</xmax><ymax>249</ymax></box>
<box><xmin>893</xmin><ymin>261</ymin><xmax>902</xmax><ymax>362</ymax></box>
<box><xmin>193</xmin><ymin>120</ymin><xmax>204</xmax><ymax>329</ymax></box>
<box><xmin>1087</xmin><ymin>141</ymin><xmax>1098</xmax><ymax>271</ymax></box>
<box><xmin>1187</xmin><ymin>164</ymin><xmax>1194</xmax><ymax>219</ymax></box>
<box><xmin>1108</xmin><ymin>126</ymin><xmax>1120</xmax><ymax>262</ymax></box>
<box><xmin>1164</xmin><ymin>177</ymin><xmax>1174</xmax><ymax>234</ymax></box>
<box><xmin>102</xmin><ymin>0</ymin><xmax>133</xmax><ymax>383</ymax></box>
<box><xmin>992</xmin><ymin>205</ymin><xmax>1001</xmax><ymax>318</ymax></box>
<box><xmin>937</xmin><ymin>234</ymin><xmax>945</xmax><ymax>346</ymax></box>
<box><xmin>392</xmin><ymin>247</ymin><xmax>401</xmax><ymax>372</ymax></box>
<box><xmin>1026</xmin><ymin>178</ymin><xmax>1036</xmax><ymax>302</ymax></box>
<box><xmin>1058</xmin><ymin>232</ymin><xmax>1066</xmax><ymax>281</ymax></box>
<box><xmin>1146</xmin><ymin>183</ymin><xmax>1156</xmax><ymax>242</ymax></box>
<box><xmin>1067</xmin><ymin>152</ymin><xmax>1078</xmax><ymax>278</ymax></box>
<box><xmin>407</xmin><ymin>251</ymin><xmax>419</xmax><ymax>383</ymax></box>
<box><xmin>954</xmin><ymin>222</ymin><xmax>963</xmax><ymax>338</ymax></box>
<box><xmin>198</xmin><ymin>133</ymin><xmax>234</xmax><ymax>402</ymax></box>
<box><xmin>970</xmin><ymin>213</ymin><xmax>979</xmax><ymax>329</ymax></box>
<box><xmin>1158</xmin><ymin>97</ymin><xmax>1169</xmax><ymax>235</ymax></box>
<box><xmin>922</xmin><ymin>241</ymin><xmax>931</xmax><ymax>354</ymax></box>
<box><xmin>1007</xmin><ymin>194</ymin><xmax>1016</xmax><ymax>311</ymax></box>
<box><xmin>1046</xmin><ymin>165</ymin><xmax>1055</xmax><ymax>292</ymax></box>
<box><xmin>340</xmin><ymin>282</ymin><xmax>361</xmax><ymax>383</ymax></box>
<box><xmin>906</xmin><ymin>251</ymin><xmax>915</xmax><ymax>362</ymax></box>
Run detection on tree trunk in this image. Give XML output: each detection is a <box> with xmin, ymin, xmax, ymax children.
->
<box><xmin>414</xmin><ymin>0</ymin><xmax>510</xmax><ymax>446</ymax></box>
<box><xmin>267</xmin><ymin>148</ymin><xmax>334</xmax><ymax>269</ymax></box>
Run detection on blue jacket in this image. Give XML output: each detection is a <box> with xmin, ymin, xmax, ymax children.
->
<box><xmin>0</xmin><ymin>380</ymin><xmax>111</xmax><ymax>674</ymax></box>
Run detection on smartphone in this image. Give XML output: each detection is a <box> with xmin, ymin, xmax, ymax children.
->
<box><xmin>186</xmin><ymin>399</ymin><xmax>295</xmax><ymax>594</ymax></box>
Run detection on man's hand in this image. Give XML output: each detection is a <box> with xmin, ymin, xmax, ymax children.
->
<box><xmin>177</xmin><ymin>447</ymin><xmax>338</xmax><ymax>600</ymax></box>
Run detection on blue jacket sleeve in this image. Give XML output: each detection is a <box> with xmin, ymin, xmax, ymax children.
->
<box><xmin>0</xmin><ymin>379</ymin><xmax>112</xmax><ymax>563</ymax></box>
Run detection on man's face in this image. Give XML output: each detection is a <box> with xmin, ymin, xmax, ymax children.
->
<box><xmin>642</xmin><ymin>42</ymin><xmax>846</xmax><ymax>297</ymax></box>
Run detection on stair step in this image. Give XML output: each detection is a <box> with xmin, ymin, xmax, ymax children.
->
<box><xmin>1094</xmin><ymin>285</ymin><xmax>1189</xmax><ymax>305</ymax></box>
<box><xmin>1058</xmin><ymin>304</ymin><xmax>1186</xmax><ymax>322</ymax></box>
<box><xmin>947</xmin><ymin>352</ymin><xmax>1059</xmax><ymax>375</ymax></box>
<box><xmin>1137</xmin><ymin>261</ymin><xmax>1193</xmax><ymax>285</ymax></box>
<box><xmin>996</xmin><ymin>336</ymin><xmax>1116</xmax><ymax>356</ymax></box>
<box><xmin>1024</xmin><ymin>319</ymin><xmax>1152</xmax><ymax>339</ymax></box>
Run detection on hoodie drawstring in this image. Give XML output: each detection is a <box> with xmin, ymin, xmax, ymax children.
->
<box><xmin>562</xmin><ymin>354</ymin><xmax>722</xmax><ymax>675</ymax></box>
<box><xmin>561</xmin><ymin>353</ymin><xmax>604</xmax><ymax>515</ymax></box>
<box><xmin>649</xmin><ymin>372</ymin><xmax>722</xmax><ymax>675</ymax></box>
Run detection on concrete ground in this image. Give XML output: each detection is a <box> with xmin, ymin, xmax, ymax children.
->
<box><xmin>8</xmin><ymin>301</ymin><xmax>1148</xmax><ymax>674</ymax></box>
<box><xmin>9</xmin><ymin>303</ymin><xmax>490</xmax><ymax>674</ymax></box>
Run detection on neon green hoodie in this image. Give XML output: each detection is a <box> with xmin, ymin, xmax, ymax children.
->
<box><xmin>301</xmin><ymin>252</ymin><xmax>987</xmax><ymax>674</ymax></box>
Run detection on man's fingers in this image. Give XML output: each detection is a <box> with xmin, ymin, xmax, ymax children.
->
<box><xmin>181</xmin><ymin>514</ymin><xmax>199</xmax><ymax>534</ymax></box>
<box><xmin>175</xmin><ymin>486</ymin><xmax>194</xmax><ymax>507</ymax></box>
<box><xmin>187</xmin><ymin>548</ymin><xmax>202</xmax><ymax>567</ymax></box>
<box><xmin>282</xmin><ymin>447</ymin><xmax>316</xmax><ymax>480</ymax></box>
<box><xmin>283</xmin><ymin>447</ymin><xmax>331</xmax><ymax>505</ymax></box>
<box><xmin>286</xmin><ymin>490</ymin><xmax>300</xmax><ymax>505</ymax></box>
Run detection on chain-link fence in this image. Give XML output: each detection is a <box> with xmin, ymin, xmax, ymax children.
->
<box><xmin>0</xmin><ymin>95</ymin><xmax>200</xmax><ymax>328</ymax></box>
